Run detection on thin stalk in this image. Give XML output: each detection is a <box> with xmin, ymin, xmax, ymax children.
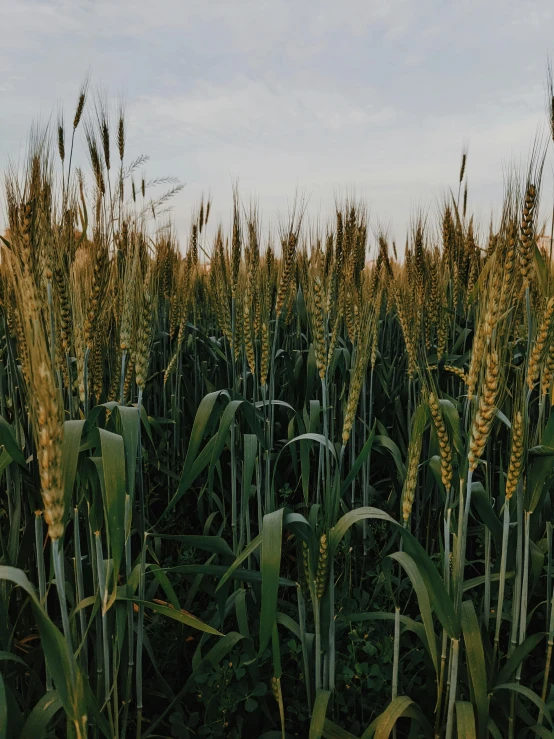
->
<box><xmin>231</xmin><ymin>421</ymin><xmax>237</xmax><ymax>553</ymax></box>
<box><xmin>493</xmin><ymin>503</ymin><xmax>511</xmax><ymax>667</ymax></box>
<box><xmin>484</xmin><ymin>517</ymin><xmax>491</xmax><ymax>629</ymax></box>
<box><xmin>321</xmin><ymin>376</ymin><xmax>331</xmax><ymax>526</ymax></box>
<box><xmin>52</xmin><ymin>537</ymin><xmax>75</xmax><ymax>684</ymax></box>
<box><xmin>94</xmin><ymin>532</ymin><xmax>111</xmax><ymax>704</ymax></box>
<box><xmin>507</xmin><ymin>484</ymin><xmax>524</xmax><ymax>739</ymax></box>
<box><xmin>328</xmin><ymin>558</ymin><xmax>336</xmax><ymax>693</ymax></box>
<box><xmin>73</xmin><ymin>507</ymin><xmax>88</xmax><ymax>676</ymax></box>
<box><xmin>313</xmin><ymin>580</ymin><xmax>322</xmax><ymax>692</ymax></box>
<box><xmin>136</xmin><ymin>388</ymin><xmax>146</xmax><ymax>736</ymax></box>
<box><xmin>435</xmin><ymin>501</ymin><xmax>452</xmax><ymax>736</ymax></box>
<box><xmin>121</xmin><ymin>493</ymin><xmax>134</xmax><ymax>739</ymax></box>
<box><xmin>445</xmin><ymin>638</ymin><xmax>460</xmax><ymax>739</ymax></box>
<box><xmin>136</xmin><ymin>533</ymin><xmax>147</xmax><ymax>738</ymax></box>
<box><xmin>435</xmin><ymin>631</ymin><xmax>449</xmax><ymax>739</ymax></box>
<box><xmin>455</xmin><ymin>469</ymin><xmax>473</xmax><ymax>613</ymax></box>
<box><xmin>35</xmin><ymin>513</ymin><xmax>53</xmax><ymax>692</ymax></box>
<box><xmin>539</xmin><ymin>567</ymin><xmax>554</xmax><ymax>722</ymax></box>
<box><xmin>297</xmin><ymin>584</ymin><xmax>312</xmax><ymax>712</ymax></box>
<box><xmin>515</xmin><ymin>511</ymin><xmax>531</xmax><ymax>683</ymax></box>
<box><xmin>392</xmin><ymin>605</ymin><xmax>400</xmax><ymax>701</ymax></box>
<box><xmin>120</xmin><ymin>350</ymin><xmax>127</xmax><ymax>405</ymax></box>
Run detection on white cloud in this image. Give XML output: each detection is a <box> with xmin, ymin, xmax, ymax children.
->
<box><xmin>130</xmin><ymin>77</ymin><xmax>396</xmax><ymax>148</ymax></box>
<box><xmin>0</xmin><ymin>0</ymin><xmax>553</xmax><ymax>251</ymax></box>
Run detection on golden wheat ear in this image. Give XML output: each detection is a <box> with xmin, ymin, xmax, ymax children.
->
<box><xmin>6</xmin><ymin>251</ymin><xmax>65</xmax><ymax>540</ymax></box>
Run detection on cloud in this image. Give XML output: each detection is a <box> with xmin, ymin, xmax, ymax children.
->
<box><xmin>130</xmin><ymin>77</ymin><xmax>396</xmax><ymax>148</ymax></box>
<box><xmin>0</xmin><ymin>0</ymin><xmax>553</xmax><ymax>249</ymax></box>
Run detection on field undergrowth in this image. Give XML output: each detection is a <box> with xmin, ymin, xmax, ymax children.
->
<box><xmin>1</xmin><ymin>82</ymin><xmax>554</xmax><ymax>738</ymax></box>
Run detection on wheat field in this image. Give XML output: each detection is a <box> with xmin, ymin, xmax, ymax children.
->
<box><xmin>1</xmin><ymin>81</ymin><xmax>554</xmax><ymax>739</ymax></box>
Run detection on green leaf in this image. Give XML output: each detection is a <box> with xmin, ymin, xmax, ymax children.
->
<box><xmin>274</xmin><ymin>433</ymin><xmax>337</xmax><ymax>500</ymax></box>
<box><xmin>390</xmin><ymin>551</ymin><xmax>438</xmax><ymax>678</ymax></box>
<box><xmin>18</xmin><ymin>691</ymin><xmax>62</xmax><ymax>739</ymax></box>
<box><xmin>463</xmin><ymin>571</ymin><xmax>514</xmax><ymax>592</ymax></box>
<box><xmin>329</xmin><ymin>507</ymin><xmax>395</xmax><ymax>554</ymax></box>
<box><xmin>242</xmin><ymin>433</ymin><xmax>258</xmax><ymax>544</ymax></box>
<box><xmin>487</xmin><ymin>718</ymin><xmax>503</xmax><ymax>739</ymax></box>
<box><xmin>309</xmin><ymin>690</ymin><xmax>332</xmax><ymax>739</ymax></box>
<box><xmin>330</xmin><ymin>507</ymin><xmax>460</xmax><ymax>638</ymax></box>
<box><xmin>0</xmin><ymin>416</ymin><xmax>26</xmax><ymax>467</ymax></box>
<box><xmin>526</xmin><ymin>725</ymin><xmax>554</xmax><ymax>738</ymax></box>
<box><xmin>471</xmin><ymin>482</ymin><xmax>502</xmax><ymax>545</ymax></box>
<box><xmin>373</xmin><ymin>436</ymin><xmax>405</xmax><ymax>482</ymax></box>
<box><xmin>168</xmin><ymin>563</ymin><xmax>295</xmax><ymax>588</ymax></box>
<box><xmin>62</xmin><ymin>420</ymin><xmax>85</xmax><ymax>524</ymax></box>
<box><xmin>149</xmin><ymin>564</ymin><xmax>181</xmax><ymax>610</ymax></box>
<box><xmin>461</xmin><ymin>601</ymin><xmax>487</xmax><ymax>739</ymax></box>
<box><xmin>152</xmin><ymin>534</ymin><xmax>234</xmax><ymax>557</ymax></box>
<box><xmin>495</xmin><ymin>633</ymin><xmax>544</xmax><ymax>686</ymax></box>
<box><xmin>0</xmin><ymin>566</ymin><xmax>100</xmax><ymax>734</ymax></box>
<box><xmin>397</xmin><ymin>527</ymin><xmax>460</xmax><ymax>639</ymax></box>
<box><xmin>341</xmin><ymin>423</ymin><xmax>376</xmax><ymax>495</ymax></box>
<box><xmin>527</xmin><ymin>412</ymin><xmax>554</xmax><ymax>512</ymax></box>
<box><xmin>276</xmin><ymin>613</ymin><xmax>302</xmax><ymax>640</ymax></box>
<box><xmin>165</xmin><ymin>390</ymin><xmax>226</xmax><ymax>515</ymax></box>
<box><xmin>361</xmin><ymin>696</ymin><xmax>433</xmax><ymax>739</ymax></box>
<box><xmin>439</xmin><ymin>399</ymin><xmax>463</xmax><ymax>454</ymax></box>
<box><xmin>455</xmin><ymin>702</ymin><xmax>477</xmax><ymax>739</ymax></box>
<box><xmin>118</xmin><ymin>597</ymin><xmax>222</xmax><ymax>635</ymax></box>
<box><xmin>492</xmin><ymin>684</ymin><xmax>552</xmax><ymax>728</ymax></box>
<box><xmin>259</xmin><ymin>509</ymin><xmax>284</xmax><ymax>654</ymax></box>
<box><xmin>210</xmin><ymin>399</ymin><xmax>264</xmax><ymax>475</ymax></box>
<box><xmin>322</xmin><ymin>719</ymin><xmax>360</xmax><ymax>739</ymax></box>
<box><xmin>114</xmin><ymin>405</ymin><xmax>140</xmax><ymax>500</ymax></box>
<box><xmin>0</xmin><ymin>448</ymin><xmax>11</xmax><ymax>479</ymax></box>
<box><xmin>216</xmin><ymin>533</ymin><xmax>262</xmax><ymax>592</ymax></box>
<box><xmin>98</xmin><ymin>429</ymin><xmax>126</xmax><ymax>605</ymax></box>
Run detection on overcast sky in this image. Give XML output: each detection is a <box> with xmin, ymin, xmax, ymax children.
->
<box><xmin>1</xmin><ymin>0</ymin><xmax>554</xmax><ymax>255</ymax></box>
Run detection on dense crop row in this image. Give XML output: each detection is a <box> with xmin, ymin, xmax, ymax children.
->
<box><xmin>1</xmin><ymin>84</ymin><xmax>554</xmax><ymax>738</ymax></box>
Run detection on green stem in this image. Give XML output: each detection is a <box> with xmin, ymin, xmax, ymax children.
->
<box><xmin>52</xmin><ymin>536</ymin><xmax>75</xmax><ymax>684</ymax></box>
<box><xmin>444</xmin><ymin>638</ymin><xmax>460</xmax><ymax>739</ymax></box>
<box><xmin>493</xmin><ymin>503</ymin><xmax>511</xmax><ymax>667</ymax></box>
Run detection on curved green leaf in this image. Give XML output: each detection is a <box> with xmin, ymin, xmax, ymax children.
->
<box><xmin>495</xmin><ymin>633</ymin><xmax>545</xmax><ymax>686</ymax></box>
<box><xmin>216</xmin><ymin>533</ymin><xmax>262</xmax><ymax>591</ymax></box>
<box><xmin>390</xmin><ymin>551</ymin><xmax>438</xmax><ymax>678</ymax></box>
<box><xmin>330</xmin><ymin>507</ymin><xmax>460</xmax><ymax>638</ymax></box>
<box><xmin>361</xmin><ymin>695</ymin><xmax>433</xmax><ymax>739</ymax></box>
<box><xmin>18</xmin><ymin>691</ymin><xmax>62</xmax><ymax>739</ymax></box>
<box><xmin>117</xmin><ymin>597</ymin><xmax>222</xmax><ymax>635</ymax></box>
<box><xmin>492</xmin><ymin>684</ymin><xmax>552</xmax><ymax>728</ymax></box>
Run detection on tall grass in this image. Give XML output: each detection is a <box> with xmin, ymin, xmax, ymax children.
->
<box><xmin>1</xmin><ymin>84</ymin><xmax>554</xmax><ymax>739</ymax></box>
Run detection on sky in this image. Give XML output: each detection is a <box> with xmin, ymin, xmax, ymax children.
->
<box><xmin>1</xmin><ymin>0</ymin><xmax>554</xmax><ymax>256</ymax></box>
